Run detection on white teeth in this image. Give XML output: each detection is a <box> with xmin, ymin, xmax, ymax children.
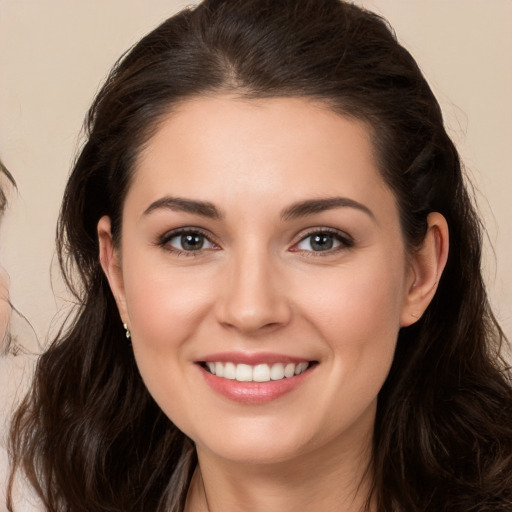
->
<box><xmin>235</xmin><ymin>363</ymin><xmax>253</xmax><ymax>381</ymax></box>
<box><xmin>284</xmin><ymin>362</ymin><xmax>295</xmax><ymax>378</ymax></box>
<box><xmin>270</xmin><ymin>363</ymin><xmax>284</xmax><ymax>380</ymax></box>
<box><xmin>224</xmin><ymin>362</ymin><xmax>236</xmax><ymax>380</ymax></box>
<box><xmin>205</xmin><ymin>361</ymin><xmax>310</xmax><ymax>382</ymax></box>
<box><xmin>253</xmin><ymin>364</ymin><xmax>271</xmax><ymax>382</ymax></box>
<box><xmin>294</xmin><ymin>362</ymin><xmax>309</xmax><ymax>375</ymax></box>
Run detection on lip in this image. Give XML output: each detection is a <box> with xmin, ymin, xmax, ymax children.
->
<box><xmin>196</xmin><ymin>355</ymin><xmax>317</xmax><ymax>404</ymax></box>
<box><xmin>198</xmin><ymin>351</ymin><xmax>311</xmax><ymax>365</ymax></box>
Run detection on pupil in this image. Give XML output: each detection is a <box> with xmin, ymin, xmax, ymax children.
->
<box><xmin>181</xmin><ymin>234</ymin><xmax>204</xmax><ymax>251</ymax></box>
<box><xmin>311</xmin><ymin>234</ymin><xmax>333</xmax><ymax>251</ymax></box>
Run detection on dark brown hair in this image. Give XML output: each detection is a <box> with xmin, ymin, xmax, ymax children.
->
<box><xmin>8</xmin><ymin>1</ymin><xmax>512</xmax><ymax>511</ymax></box>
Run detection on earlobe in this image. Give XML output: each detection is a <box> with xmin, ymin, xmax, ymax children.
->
<box><xmin>401</xmin><ymin>212</ymin><xmax>449</xmax><ymax>327</ymax></box>
<box><xmin>97</xmin><ymin>215</ymin><xmax>129</xmax><ymax>323</ymax></box>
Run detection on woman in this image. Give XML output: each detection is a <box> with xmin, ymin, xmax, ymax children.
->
<box><xmin>8</xmin><ymin>0</ymin><xmax>512</xmax><ymax>511</ymax></box>
<box><xmin>0</xmin><ymin>163</ymin><xmax>38</xmax><ymax>512</ymax></box>
<box><xmin>0</xmin><ymin>160</ymin><xmax>16</xmax><ymax>350</ymax></box>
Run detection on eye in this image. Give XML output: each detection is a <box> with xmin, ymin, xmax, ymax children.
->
<box><xmin>292</xmin><ymin>230</ymin><xmax>353</xmax><ymax>253</ymax></box>
<box><xmin>160</xmin><ymin>229</ymin><xmax>217</xmax><ymax>254</ymax></box>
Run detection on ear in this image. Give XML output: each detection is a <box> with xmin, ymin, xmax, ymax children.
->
<box><xmin>97</xmin><ymin>215</ymin><xmax>129</xmax><ymax>324</ymax></box>
<box><xmin>401</xmin><ymin>212</ymin><xmax>449</xmax><ymax>327</ymax></box>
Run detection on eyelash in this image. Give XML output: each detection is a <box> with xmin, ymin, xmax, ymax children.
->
<box><xmin>290</xmin><ymin>228</ymin><xmax>354</xmax><ymax>256</ymax></box>
<box><xmin>156</xmin><ymin>227</ymin><xmax>354</xmax><ymax>256</ymax></box>
<box><xmin>157</xmin><ymin>228</ymin><xmax>219</xmax><ymax>257</ymax></box>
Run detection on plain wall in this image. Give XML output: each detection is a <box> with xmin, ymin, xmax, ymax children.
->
<box><xmin>0</xmin><ymin>0</ymin><xmax>511</xmax><ymax>344</ymax></box>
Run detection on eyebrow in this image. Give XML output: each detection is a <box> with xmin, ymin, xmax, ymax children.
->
<box><xmin>142</xmin><ymin>196</ymin><xmax>222</xmax><ymax>219</ymax></box>
<box><xmin>142</xmin><ymin>195</ymin><xmax>374</xmax><ymax>222</ymax></box>
<box><xmin>281</xmin><ymin>197</ymin><xmax>375</xmax><ymax>221</ymax></box>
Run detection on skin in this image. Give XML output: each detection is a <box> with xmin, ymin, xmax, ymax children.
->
<box><xmin>99</xmin><ymin>96</ymin><xmax>448</xmax><ymax>512</ymax></box>
<box><xmin>0</xmin><ymin>265</ymin><xmax>10</xmax><ymax>348</ymax></box>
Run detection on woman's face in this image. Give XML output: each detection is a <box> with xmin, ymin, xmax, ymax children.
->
<box><xmin>0</xmin><ymin>265</ymin><xmax>10</xmax><ymax>346</ymax></box>
<box><xmin>100</xmin><ymin>96</ymin><xmax>432</xmax><ymax>466</ymax></box>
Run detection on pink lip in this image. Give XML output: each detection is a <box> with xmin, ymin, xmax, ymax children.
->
<box><xmin>197</xmin><ymin>362</ymin><xmax>316</xmax><ymax>404</ymax></box>
<box><xmin>198</xmin><ymin>351</ymin><xmax>311</xmax><ymax>365</ymax></box>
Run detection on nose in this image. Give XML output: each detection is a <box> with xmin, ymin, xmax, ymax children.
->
<box><xmin>215</xmin><ymin>248</ymin><xmax>292</xmax><ymax>334</ymax></box>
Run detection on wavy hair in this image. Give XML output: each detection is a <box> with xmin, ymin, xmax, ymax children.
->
<box><xmin>8</xmin><ymin>1</ymin><xmax>512</xmax><ymax>511</ymax></box>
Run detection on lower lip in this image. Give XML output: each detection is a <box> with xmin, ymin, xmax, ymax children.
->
<box><xmin>199</xmin><ymin>364</ymin><xmax>314</xmax><ymax>404</ymax></box>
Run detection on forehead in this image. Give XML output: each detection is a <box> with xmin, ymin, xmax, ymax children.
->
<box><xmin>128</xmin><ymin>95</ymin><xmax>395</xmax><ymax>221</ymax></box>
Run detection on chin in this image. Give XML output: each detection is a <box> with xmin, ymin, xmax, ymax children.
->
<box><xmin>189</xmin><ymin>414</ymin><xmax>338</xmax><ymax>467</ymax></box>
<box><xmin>197</xmin><ymin>436</ymin><xmax>308</xmax><ymax>466</ymax></box>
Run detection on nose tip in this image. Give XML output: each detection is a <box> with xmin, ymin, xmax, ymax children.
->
<box><xmin>215</xmin><ymin>261</ymin><xmax>291</xmax><ymax>334</ymax></box>
<box><xmin>221</xmin><ymin>301</ymin><xmax>288</xmax><ymax>334</ymax></box>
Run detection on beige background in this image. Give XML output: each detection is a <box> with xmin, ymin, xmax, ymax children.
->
<box><xmin>0</xmin><ymin>0</ymin><xmax>511</xmax><ymax>345</ymax></box>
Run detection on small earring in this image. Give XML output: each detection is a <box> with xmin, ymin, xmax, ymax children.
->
<box><xmin>123</xmin><ymin>323</ymin><xmax>131</xmax><ymax>339</ymax></box>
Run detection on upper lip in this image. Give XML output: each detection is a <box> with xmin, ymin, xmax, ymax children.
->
<box><xmin>197</xmin><ymin>351</ymin><xmax>314</xmax><ymax>365</ymax></box>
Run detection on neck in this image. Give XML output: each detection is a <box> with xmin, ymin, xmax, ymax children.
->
<box><xmin>185</xmin><ymin>428</ymin><xmax>375</xmax><ymax>512</ymax></box>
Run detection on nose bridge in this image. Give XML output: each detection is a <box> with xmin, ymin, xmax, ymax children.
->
<box><xmin>217</xmin><ymin>240</ymin><xmax>290</xmax><ymax>333</ymax></box>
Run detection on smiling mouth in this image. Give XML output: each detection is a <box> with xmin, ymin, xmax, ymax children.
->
<box><xmin>201</xmin><ymin>361</ymin><xmax>315</xmax><ymax>383</ymax></box>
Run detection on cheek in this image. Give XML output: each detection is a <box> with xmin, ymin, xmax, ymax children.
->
<box><xmin>121</xmin><ymin>241</ymin><xmax>217</xmax><ymax>345</ymax></box>
<box><xmin>302</xmin><ymin>252</ymin><xmax>407</xmax><ymax>339</ymax></box>
<box><xmin>295</xmin><ymin>250</ymin><xmax>407</xmax><ymax>395</ymax></box>
<box><xmin>125</xmin><ymin>280</ymin><xmax>212</xmax><ymax>370</ymax></box>
<box><xmin>120</xmin><ymin>261</ymin><xmax>214</xmax><ymax>429</ymax></box>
